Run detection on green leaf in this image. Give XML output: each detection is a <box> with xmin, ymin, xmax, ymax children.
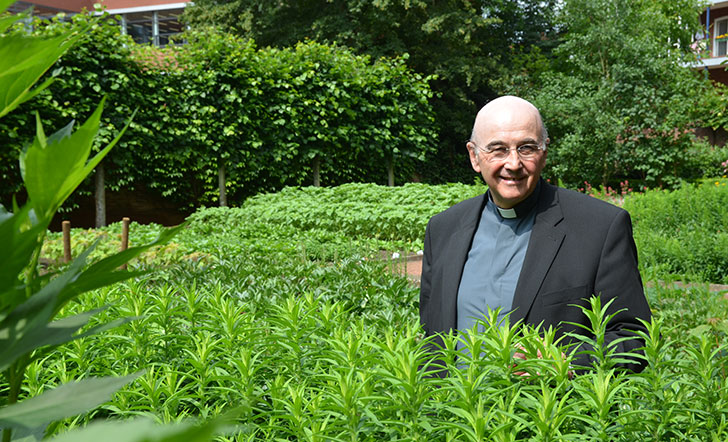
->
<box><xmin>19</xmin><ymin>100</ymin><xmax>135</xmax><ymax>221</ymax></box>
<box><xmin>0</xmin><ymin>205</ymin><xmax>45</xmax><ymax>303</ymax></box>
<box><xmin>0</xmin><ymin>12</ymin><xmax>22</xmax><ymax>35</ymax></box>
<box><xmin>0</xmin><ymin>373</ymin><xmax>142</xmax><ymax>430</ymax></box>
<box><xmin>0</xmin><ymin>0</ymin><xmax>17</xmax><ymax>14</ymax></box>
<box><xmin>0</xmin><ymin>242</ymin><xmax>99</xmax><ymax>370</ymax></box>
<box><xmin>0</xmin><ymin>289</ymin><xmax>58</xmax><ymax>372</ymax></box>
<box><xmin>0</xmin><ymin>29</ymin><xmax>83</xmax><ymax>119</ymax></box>
<box><xmin>47</xmin><ymin>415</ymin><xmax>233</xmax><ymax>442</ymax></box>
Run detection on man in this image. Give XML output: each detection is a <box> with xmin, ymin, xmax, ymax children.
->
<box><xmin>419</xmin><ymin>96</ymin><xmax>651</xmax><ymax>372</ymax></box>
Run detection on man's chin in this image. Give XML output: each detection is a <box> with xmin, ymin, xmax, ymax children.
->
<box><xmin>492</xmin><ymin>186</ymin><xmax>531</xmax><ymax>207</ymax></box>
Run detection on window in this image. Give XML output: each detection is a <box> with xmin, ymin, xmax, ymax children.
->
<box><xmin>125</xmin><ymin>11</ymin><xmax>154</xmax><ymax>45</ymax></box>
<box><xmin>714</xmin><ymin>18</ymin><xmax>728</xmax><ymax>57</ymax></box>
<box><xmin>157</xmin><ymin>9</ymin><xmax>184</xmax><ymax>46</ymax></box>
<box><xmin>120</xmin><ymin>8</ymin><xmax>185</xmax><ymax>47</ymax></box>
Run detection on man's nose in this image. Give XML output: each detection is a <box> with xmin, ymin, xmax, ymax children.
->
<box><xmin>503</xmin><ymin>148</ymin><xmax>522</xmax><ymax>169</ymax></box>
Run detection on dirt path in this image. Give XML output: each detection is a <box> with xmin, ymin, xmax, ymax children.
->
<box><xmin>387</xmin><ymin>253</ymin><xmax>422</xmax><ymax>285</ymax></box>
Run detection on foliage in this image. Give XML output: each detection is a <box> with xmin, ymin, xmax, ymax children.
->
<box><xmin>190</xmin><ymin>182</ymin><xmax>485</xmax><ymax>245</ymax></box>
<box><xmin>624</xmin><ymin>177</ymin><xmax>728</xmax><ymax>283</ymax></box>
<box><xmin>506</xmin><ymin>0</ymin><xmax>714</xmax><ymax>189</ymax></box>
<box><xmin>182</xmin><ymin>0</ymin><xmax>562</xmax><ymax>183</ymax></box>
<box><xmin>0</xmin><ymin>5</ymin><xmax>222</xmax><ymax>441</ymax></box>
<box><xmin>173</xmin><ymin>30</ymin><xmax>437</xmax><ymax>195</ymax></box>
<box><xmin>17</xmin><ymin>248</ymin><xmax>728</xmax><ymax>440</ymax></box>
<box><xmin>0</xmin><ymin>13</ymin><xmax>143</xmax><ymax>211</ymax></box>
<box><xmin>21</xmin><ymin>178</ymin><xmax>728</xmax><ymax>439</ymax></box>
<box><xmin>0</xmin><ymin>19</ymin><xmax>437</xmax><ymax>213</ymax></box>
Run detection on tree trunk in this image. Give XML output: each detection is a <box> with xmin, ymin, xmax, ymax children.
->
<box><xmin>387</xmin><ymin>156</ymin><xmax>394</xmax><ymax>187</ymax></box>
<box><xmin>218</xmin><ymin>162</ymin><xmax>227</xmax><ymax>207</ymax></box>
<box><xmin>313</xmin><ymin>155</ymin><xmax>321</xmax><ymax>187</ymax></box>
<box><xmin>94</xmin><ymin>163</ymin><xmax>106</xmax><ymax>228</ymax></box>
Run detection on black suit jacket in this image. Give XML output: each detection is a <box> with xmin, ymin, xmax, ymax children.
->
<box><xmin>419</xmin><ymin>181</ymin><xmax>651</xmax><ymax>370</ymax></box>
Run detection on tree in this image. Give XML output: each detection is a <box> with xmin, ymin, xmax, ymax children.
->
<box><xmin>508</xmin><ymin>0</ymin><xmax>713</xmax><ymax>188</ymax></box>
<box><xmin>182</xmin><ymin>0</ymin><xmax>560</xmax><ymax>183</ymax></box>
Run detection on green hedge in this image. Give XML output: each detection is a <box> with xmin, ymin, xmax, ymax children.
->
<box><xmin>0</xmin><ymin>15</ymin><xmax>436</xmax><ymax>211</ymax></box>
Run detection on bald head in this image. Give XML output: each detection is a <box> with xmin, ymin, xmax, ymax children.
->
<box><xmin>470</xmin><ymin>96</ymin><xmax>548</xmax><ymax>150</ymax></box>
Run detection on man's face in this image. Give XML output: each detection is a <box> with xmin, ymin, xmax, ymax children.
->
<box><xmin>467</xmin><ymin>103</ymin><xmax>547</xmax><ymax>209</ymax></box>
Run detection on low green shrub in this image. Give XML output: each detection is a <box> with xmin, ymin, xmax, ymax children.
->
<box><xmin>43</xmin><ymin>178</ymin><xmax>728</xmax><ymax>284</ymax></box>
<box><xmin>624</xmin><ymin>178</ymin><xmax>728</xmax><ymax>283</ymax></box>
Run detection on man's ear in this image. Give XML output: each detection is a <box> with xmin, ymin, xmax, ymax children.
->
<box><xmin>466</xmin><ymin>142</ymin><xmax>481</xmax><ymax>173</ymax></box>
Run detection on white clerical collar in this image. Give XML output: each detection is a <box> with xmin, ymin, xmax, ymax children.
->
<box><xmin>497</xmin><ymin>207</ymin><xmax>518</xmax><ymax>218</ymax></box>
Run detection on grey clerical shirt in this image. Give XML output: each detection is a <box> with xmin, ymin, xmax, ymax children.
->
<box><xmin>456</xmin><ymin>182</ymin><xmax>541</xmax><ymax>340</ymax></box>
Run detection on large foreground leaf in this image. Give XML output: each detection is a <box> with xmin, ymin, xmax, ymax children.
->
<box><xmin>0</xmin><ymin>26</ymin><xmax>83</xmax><ymax>119</ymax></box>
<box><xmin>0</xmin><ymin>373</ymin><xmax>142</xmax><ymax>430</ymax></box>
<box><xmin>48</xmin><ymin>416</ymin><xmax>235</xmax><ymax>442</ymax></box>
<box><xmin>19</xmin><ymin>100</ymin><xmax>135</xmax><ymax>221</ymax></box>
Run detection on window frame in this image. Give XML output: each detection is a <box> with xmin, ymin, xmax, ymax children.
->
<box><xmin>99</xmin><ymin>3</ymin><xmax>187</xmax><ymax>47</ymax></box>
<box><xmin>714</xmin><ymin>17</ymin><xmax>728</xmax><ymax>57</ymax></box>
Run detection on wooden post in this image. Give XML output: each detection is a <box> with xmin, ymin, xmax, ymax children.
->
<box><xmin>121</xmin><ymin>217</ymin><xmax>130</xmax><ymax>270</ymax></box>
<box><xmin>62</xmin><ymin>220</ymin><xmax>71</xmax><ymax>264</ymax></box>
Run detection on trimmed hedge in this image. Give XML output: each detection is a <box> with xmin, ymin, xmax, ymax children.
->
<box><xmin>0</xmin><ymin>15</ymin><xmax>436</xmax><ymax>211</ymax></box>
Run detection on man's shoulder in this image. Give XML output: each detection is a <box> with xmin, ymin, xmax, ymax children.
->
<box><xmin>550</xmin><ymin>184</ymin><xmax>627</xmax><ymax>220</ymax></box>
<box><xmin>428</xmin><ymin>193</ymin><xmax>484</xmax><ymax>226</ymax></box>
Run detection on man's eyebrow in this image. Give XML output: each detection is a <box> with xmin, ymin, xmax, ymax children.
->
<box><xmin>485</xmin><ymin>138</ymin><xmax>539</xmax><ymax>147</ymax></box>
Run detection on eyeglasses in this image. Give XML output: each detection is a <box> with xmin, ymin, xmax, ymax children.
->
<box><xmin>475</xmin><ymin>144</ymin><xmax>545</xmax><ymax>162</ymax></box>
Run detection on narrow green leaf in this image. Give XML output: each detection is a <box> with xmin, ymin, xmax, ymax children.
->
<box><xmin>57</xmin><ymin>224</ymin><xmax>183</xmax><ymax>306</ymax></box>
<box><xmin>0</xmin><ymin>373</ymin><xmax>142</xmax><ymax>430</ymax></box>
<box><xmin>0</xmin><ymin>30</ymin><xmax>82</xmax><ymax>119</ymax></box>
<box><xmin>21</xmin><ymin>100</ymin><xmax>103</xmax><ymax>219</ymax></box>
<box><xmin>21</xmin><ymin>100</ymin><xmax>136</xmax><ymax>221</ymax></box>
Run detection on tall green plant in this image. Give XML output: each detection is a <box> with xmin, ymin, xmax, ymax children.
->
<box><xmin>0</xmin><ymin>5</ymin><xmax>226</xmax><ymax>441</ymax></box>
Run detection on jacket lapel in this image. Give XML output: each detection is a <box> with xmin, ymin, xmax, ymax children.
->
<box><xmin>440</xmin><ymin>194</ymin><xmax>485</xmax><ymax>332</ymax></box>
<box><xmin>510</xmin><ymin>184</ymin><xmax>565</xmax><ymax>325</ymax></box>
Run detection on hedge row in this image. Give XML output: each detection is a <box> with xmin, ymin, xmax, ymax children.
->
<box><xmin>0</xmin><ymin>14</ymin><xmax>436</xmax><ymax>210</ymax></box>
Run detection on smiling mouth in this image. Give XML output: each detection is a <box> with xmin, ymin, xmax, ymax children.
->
<box><xmin>499</xmin><ymin>176</ymin><xmax>526</xmax><ymax>182</ymax></box>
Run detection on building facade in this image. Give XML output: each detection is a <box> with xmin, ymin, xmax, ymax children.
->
<box><xmin>697</xmin><ymin>1</ymin><xmax>728</xmax><ymax>85</ymax></box>
<box><xmin>10</xmin><ymin>0</ymin><xmax>189</xmax><ymax>46</ymax></box>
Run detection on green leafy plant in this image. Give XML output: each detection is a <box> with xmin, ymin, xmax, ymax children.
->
<box><xmin>1</xmin><ymin>21</ymin><xmax>438</xmax><ymax>213</ymax></box>
<box><xmin>0</xmin><ymin>5</ymin><xmax>229</xmax><ymax>441</ymax></box>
